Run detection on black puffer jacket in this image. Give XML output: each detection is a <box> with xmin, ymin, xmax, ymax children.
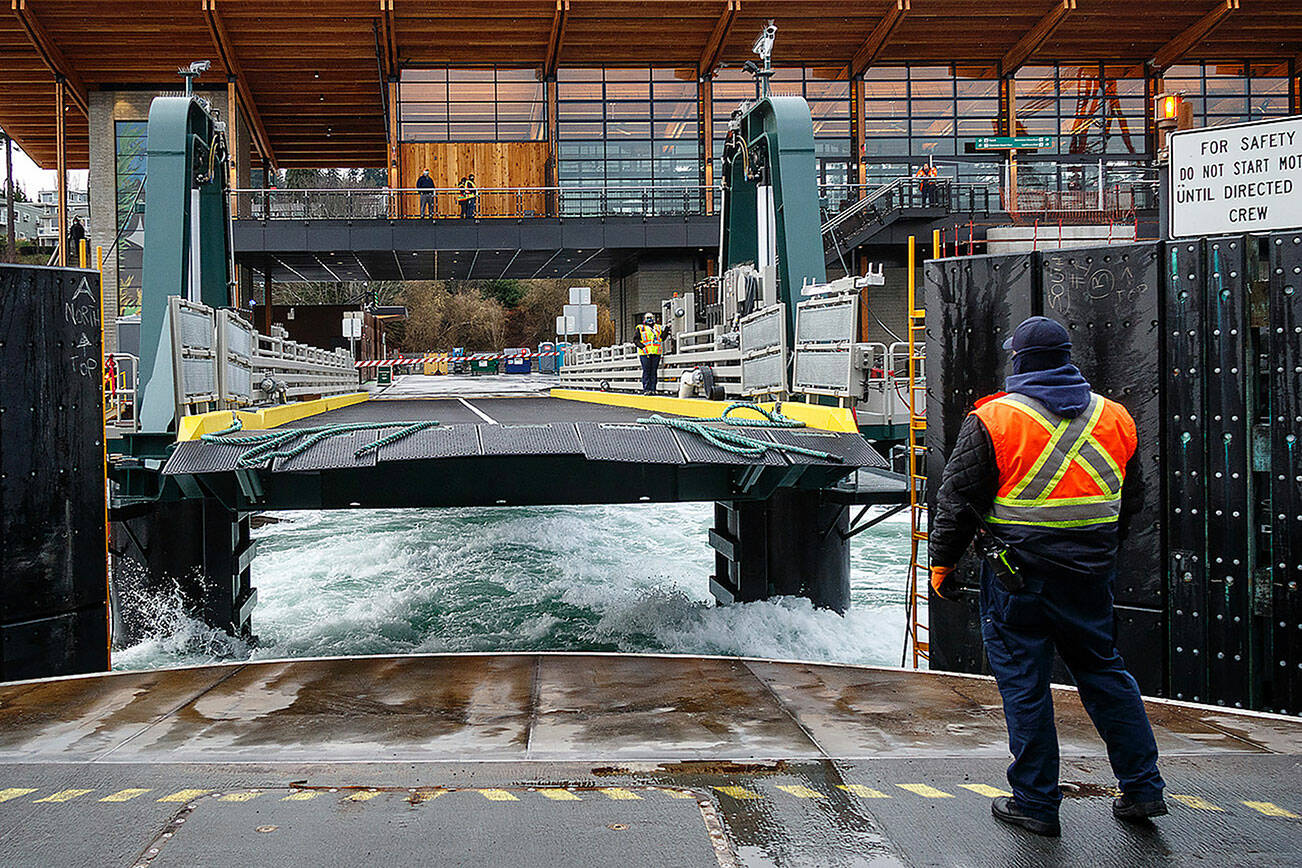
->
<box><xmin>928</xmin><ymin>412</ymin><xmax>1145</xmax><ymax>577</ymax></box>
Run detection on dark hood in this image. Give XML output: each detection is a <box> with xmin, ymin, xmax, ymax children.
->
<box><xmin>1005</xmin><ymin>348</ymin><xmax>1092</xmax><ymax>418</ymax></box>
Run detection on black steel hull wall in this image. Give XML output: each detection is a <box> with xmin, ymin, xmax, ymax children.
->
<box><xmin>923</xmin><ymin>233</ymin><xmax>1302</xmax><ymax>716</ymax></box>
<box><xmin>0</xmin><ymin>265</ymin><xmax>109</xmax><ymax>680</ymax></box>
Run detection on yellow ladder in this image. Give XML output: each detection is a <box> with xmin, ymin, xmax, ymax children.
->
<box><xmin>903</xmin><ymin>234</ymin><xmax>930</xmax><ymax>669</ymax></box>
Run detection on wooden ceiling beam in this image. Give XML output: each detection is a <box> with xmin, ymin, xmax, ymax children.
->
<box><xmin>1002</xmin><ymin>0</ymin><xmax>1075</xmax><ymax>76</ymax></box>
<box><xmin>699</xmin><ymin>0</ymin><xmax>740</xmax><ymax>77</ymax></box>
<box><xmin>851</xmin><ymin>0</ymin><xmax>909</xmax><ymax>78</ymax></box>
<box><xmin>203</xmin><ymin>0</ymin><xmax>278</xmax><ymax>171</ymax></box>
<box><xmin>1150</xmin><ymin>0</ymin><xmax>1240</xmax><ymax>72</ymax></box>
<box><xmin>379</xmin><ymin>0</ymin><xmax>397</xmax><ymax>77</ymax></box>
<box><xmin>542</xmin><ymin>0</ymin><xmax>569</xmax><ymax>79</ymax></box>
<box><xmin>10</xmin><ymin>0</ymin><xmax>89</xmax><ymax>116</ymax></box>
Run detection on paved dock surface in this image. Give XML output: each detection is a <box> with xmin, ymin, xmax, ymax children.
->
<box><xmin>0</xmin><ymin>654</ymin><xmax>1298</xmax><ymax>866</ymax></box>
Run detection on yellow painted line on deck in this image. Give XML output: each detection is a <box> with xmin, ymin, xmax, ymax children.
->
<box><xmin>478</xmin><ymin>789</ymin><xmax>519</xmax><ymax>802</ymax></box>
<box><xmin>1171</xmin><ymin>794</ymin><xmax>1223</xmax><ymax>811</ymax></box>
<box><xmin>176</xmin><ymin>392</ymin><xmax>370</xmax><ymax>441</ymax></box>
<box><xmin>658</xmin><ymin>788</ymin><xmax>698</xmax><ymax>799</ymax></box>
<box><xmin>1243</xmin><ymin>801</ymin><xmax>1300</xmax><ymax>818</ymax></box>
<box><xmin>960</xmin><ymin>784</ymin><xmax>1012</xmax><ymax>798</ymax></box>
<box><xmin>217</xmin><ymin>792</ymin><xmax>262</xmax><ymax>803</ymax></box>
<box><xmin>837</xmin><ymin>784</ymin><xmax>891</xmax><ymax>798</ymax></box>
<box><xmin>346</xmin><ymin>790</ymin><xmax>383</xmax><ymax>802</ymax></box>
<box><xmin>157</xmin><ymin>789</ymin><xmax>210</xmax><ymax>803</ymax></box>
<box><xmin>0</xmin><ymin>789</ymin><xmax>37</xmax><ymax>803</ymax></box>
<box><xmin>538</xmin><ymin>789</ymin><xmax>582</xmax><ymax>801</ymax></box>
<box><xmin>776</xmin><ymin>785</ymin><xmax>826</xmax><ymax>799</ymax></box>
<box><xmin>548</xmin><ymin>389</ymin><xmax>859</xmax><ymax>433</ymax></box>
<box><xmin>282</xmin><ymin>791</ymin><xmax>319</xmax><ymax>801</ymax></box>
<box><xmin>34</xmin><ymin>789</ymin><xmax>93</xmax><ymax>803</ymax></box>
<box><xmin>896</xmin><ymin>784</ymin><xmax>954</xmax><ymax>799</ymax></box>
<box><xmin>598</xmin><ymin>788</ymin><xmax>643</xmax><ymax>801</ymax></box>
<box><xmin>100</xmin><ymin>789</ymin><xmax>151</xmax><ymax>802</ymax></box>
<box><xmin>712</xmin><ymin>786</ymin><xmax>762</xmax><ymax>800</ymax></box>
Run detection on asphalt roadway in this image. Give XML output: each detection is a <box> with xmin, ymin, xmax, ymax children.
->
<box><xmin>0</xmin><ymin>654</ymin><xmax>1299</xmax><ymax>867</ymax></box>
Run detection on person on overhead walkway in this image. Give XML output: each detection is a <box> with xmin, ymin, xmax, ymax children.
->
<box><xmin>416</xmin><ymin>168</ymin><xmax>436</xmax><ymax>218</ymax></box>
<box><xmin>635</xmin><ymin>313</ymin><xmax>669</xmax><ymax>395</ymax></box>
<box><xmin>928</xmin><ymin>315</ymin><xmax>1165</xmax><ymax>838</ymax></box>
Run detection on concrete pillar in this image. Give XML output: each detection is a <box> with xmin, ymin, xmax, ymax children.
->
<box><xmin>608</xmin><ymin>252</ymin><xmax>702</xmax><ymax>343</ymax></box>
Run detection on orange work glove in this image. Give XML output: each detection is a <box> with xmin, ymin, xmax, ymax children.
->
<box><xmin>930</xmin><ymin>565</ymin><xmax>957</xmax><ymax>599</ymax></box>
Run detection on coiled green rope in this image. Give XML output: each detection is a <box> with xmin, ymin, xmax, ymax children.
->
<box><xmin>201</xmin><ymin>414</ymin><xmax>440</xmax><ymax>469</ymax></box>
<box><xmin>637</xmin><ymin>402</ymin><xmax>841</xmax><ymax>462</ymax></box>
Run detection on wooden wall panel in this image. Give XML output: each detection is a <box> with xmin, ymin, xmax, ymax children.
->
<box><xmin>399</xmin><ymin>142</ymin><xmax>550</xmax><ymax>217</ymax></box>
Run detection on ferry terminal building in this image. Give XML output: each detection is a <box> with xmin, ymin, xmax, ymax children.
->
<box><xmin>1</xmin><ymin>0</ymin><xmax>1299</xmax><ymax>348</ymax></box>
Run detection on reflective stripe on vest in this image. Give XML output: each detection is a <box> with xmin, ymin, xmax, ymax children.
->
<box><xmin>981</xmin><ymin>392</ymin><xmax>1127</xmax><ymax>528</ymax></box>
<box><xmin>637</xmin><ymin>324</ymin><xmax>663</xmax><ymax>355</ymax></box>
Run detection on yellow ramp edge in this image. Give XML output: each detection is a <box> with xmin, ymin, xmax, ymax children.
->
<box><xmin>177</xmin><ymin>392</ymin><xmax>370</xmax><ymax>442</ymax></box>
<box><xmin>548</xmin><ymin>389</ymin><xmax>858</xmax><ymax>434</ymax></box>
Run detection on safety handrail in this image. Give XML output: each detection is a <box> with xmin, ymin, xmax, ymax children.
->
<box><xmin>821</xmin><ymin>177</ymin><xmax>913</xmax><ymax>234</ymax></box>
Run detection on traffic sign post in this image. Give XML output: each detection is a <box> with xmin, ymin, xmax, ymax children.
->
<box><xmin>1169</xmin><ymin>115</ymin><xmax>1302</xmax><ymax>238</ymax></box>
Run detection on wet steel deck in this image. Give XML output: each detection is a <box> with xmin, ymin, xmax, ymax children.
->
<box><xmin>0</xmin><ymin>654</ymin><xmax>1299</xmax><ymax>866</ymax></box>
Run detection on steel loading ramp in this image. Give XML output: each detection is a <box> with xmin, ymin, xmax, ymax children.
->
<box><xmin>161</xmin><ymin>392</ymin><xmax>906</xmax><ymax>510</ymax></box>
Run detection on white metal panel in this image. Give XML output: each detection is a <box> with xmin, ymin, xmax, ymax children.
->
<box><xmin>739</xmin><ymin>303</ymin><xmax>785</xmax><ymax>356</ymax></box>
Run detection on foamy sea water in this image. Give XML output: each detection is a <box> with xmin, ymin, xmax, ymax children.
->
<box><xmin>112</xmin><ymin>503</ymin><xmax>914</xmax><ymax>671</ymax></box>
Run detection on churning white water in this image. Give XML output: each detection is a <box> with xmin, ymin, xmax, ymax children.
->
<box><xmin>112</xmin><ymin>503</ymin><xmax>913</xmax><ymax>671</ymax></box>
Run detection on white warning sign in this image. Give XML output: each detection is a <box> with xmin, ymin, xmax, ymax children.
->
<box><xmin>1170</xmin><ymin>115</ymin><xmax>1302</xmax><ymax>238</ymax></box>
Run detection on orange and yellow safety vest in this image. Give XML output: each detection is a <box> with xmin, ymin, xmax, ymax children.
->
<box><xmin>972</xmin><ymin>391</ymin><xmax>1136</xmax><ymax>529</ymax></box>
<box><xmin>636</xmin><ymin>323</ymin><xmax>665</xmax><ymax>356</ymax></box>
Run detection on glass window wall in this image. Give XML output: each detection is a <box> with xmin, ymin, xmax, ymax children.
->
<box><xmin>400</xmin><ymin>69</ymin><xmax>546</xmax><ymax>141</ymax></box>
<box><xmin>1162</xmin><ymin>62</ymin><xmax>1292</xmax><ymax>127</ymax></box>
<box><xmin>557</xmin><ymin>67</ymin><xmax>700</xmax><ymax>214</ymax></box>
<box><xmin>862</xmin><ymin>64</ymin><xmax>1002</xmax><ymax>185</ymax></box>
<box><xmin>114</xmin><ymin>120</ymin><xmax>147</xmax><ymax>317</ymax></box>
<box><xmin>1012</xmin><ymin>63</ymin><xmax>1147</xmax><ymax>156</ymax></box>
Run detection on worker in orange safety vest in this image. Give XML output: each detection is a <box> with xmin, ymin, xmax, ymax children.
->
<box><xmin>928</xmin><ymin>316</ymin><xmax>1165</xmax><ymax>838</ymax></box>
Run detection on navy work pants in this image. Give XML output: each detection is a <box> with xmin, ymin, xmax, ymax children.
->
<box><xmin>640</xmin><ymin>353</ymin><xmax>660</xmax><ymax>393</ymax></box>
<box><xmin>979</xmin><ymin>563</ymin><xmax>1164</xmax><ymax>821</ymax></box>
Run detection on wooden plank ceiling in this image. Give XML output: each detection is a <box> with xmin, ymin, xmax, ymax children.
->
<box><xmin>3</xmin><ymin>0</ymin><xmax>1299</xmax><ymax>170</ymax></box>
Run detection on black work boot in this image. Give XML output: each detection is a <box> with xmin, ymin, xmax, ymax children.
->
<box><xmin>1113</xmin><ymin>794</ymin><xmax>1168</xmax><ymax>821</ymax></box>
<box><xmin>992</xmin><ymin>796</ymin><xmax>1061</xmax><ymax>837</ymax></box>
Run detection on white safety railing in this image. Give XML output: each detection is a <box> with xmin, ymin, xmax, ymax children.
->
<box><xmin>233</xmin><ymin>185</ymin><xmax>713</xmax><ymax>221</ymax></box>
<box><xmin>252</xmin><ymin>324</ymin><xmax>357</xmax><ymax>401</ymax></box>
<box><xmin>170</xmin><ymin>298</ymin><xmax>220</xmax><ymax>417</ymax></box>
<box><xmin>165</xmin><ymin>296</ymin><xmax>356</xmax><ymax>421</ymax></box>
<box><xmin>561</xmin><ymin>342</ymin><xmax>745</xmax><ymax>397</ymax></box>
<box><xmin>792</xmin><ymin>293</ymin><xmax>859</xmax><ymax>398</ymax></box>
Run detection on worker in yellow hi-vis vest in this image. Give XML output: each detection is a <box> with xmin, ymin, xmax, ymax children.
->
<box><xmin>635</xmin><ymin>313</ymin><xmax>670</xmax><ymax>395</ymax></box>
